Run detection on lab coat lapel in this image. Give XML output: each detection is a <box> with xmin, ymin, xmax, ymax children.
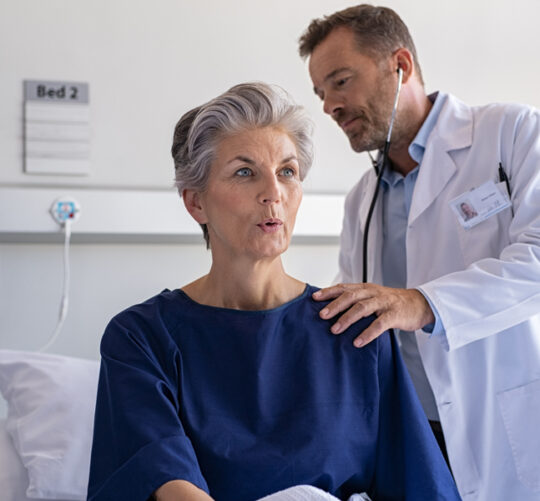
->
<box><xmin>409</xmin><ymin>95</ymin><xmax>473</xmax><ymax>226</ymax></box>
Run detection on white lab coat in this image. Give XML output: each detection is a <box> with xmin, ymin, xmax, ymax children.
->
<box><xmin>338</xmin><ymin>93</ymin><xmax>540</xmax><ymax>501</ymax></box>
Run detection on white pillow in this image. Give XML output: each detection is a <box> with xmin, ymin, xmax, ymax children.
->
<box><xmin>0</xmin><ymin>418</ymin><xmax>31</xmax><ymax>501</ymax></box>
<box><xmin>0</xmin><ymin>350</ymin><xmax>100</xmax><ymax>500</ymax></box>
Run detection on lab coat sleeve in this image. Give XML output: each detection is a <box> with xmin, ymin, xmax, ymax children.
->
<box><xmin>419</xmin><ymin>106</ymin><xmax>540</xmax><ymax>351</ymax></box>
<box><xmin>369</xmin><ymin>333</ymin><xmax>460</xmax><ymax>500</ymax></box>
<box><xmin>87</xmin><ymin>316</ymin><xmax>209</xmax><ymax>501</ymax></box>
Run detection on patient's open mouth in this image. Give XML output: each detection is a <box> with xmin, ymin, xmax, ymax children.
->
<box><xmin>257</xmin><ymin>218</ymin><xmax>283</xmax><ymax>233</ymax></box>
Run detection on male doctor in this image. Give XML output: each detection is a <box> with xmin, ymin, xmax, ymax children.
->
<box><xmin>299</xmin><ymin>5</ymin><xmax>540</xmax><ymax>501</ymax></box>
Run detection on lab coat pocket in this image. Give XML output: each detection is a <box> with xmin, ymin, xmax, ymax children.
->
<box><xmin>497</xmin><ymin>379</ymin><xmax>540</xmax><ymax>491</ymax></box>
<box><xmin>455</xmin><ymin>207</ymin><xmax>512</xmax><ymax>266</ymax></box>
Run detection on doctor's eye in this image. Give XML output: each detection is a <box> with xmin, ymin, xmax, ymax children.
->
<box><xmin>335</xmin><ymin>77</ymin><xmax>350</xmax><ymax>88</ymax></box>
<box><xmin>235</xmin><ymin>167</ymin><xmax>253</xmax><ymax>177</ymax></box>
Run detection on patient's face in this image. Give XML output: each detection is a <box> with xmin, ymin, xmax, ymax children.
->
<box><xmin>200</xmin><ymin>126</ymin><xmax>302</xmax><ymax>261</ymax></box>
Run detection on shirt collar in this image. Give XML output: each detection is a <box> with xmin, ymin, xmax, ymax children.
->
<box><xmin>381</xmin><ymin>164</ymin><xmax>404</xmax><ymax>187</ymax></box>
<box><xmin>408</xmin><ymin>91</ymin><xmax>444</xmax><ymax>165</ymax></box>
<box><xmin>380</xmin><ymin>91</ymin><xmax>444</xmax><ymax>187</ymax></box>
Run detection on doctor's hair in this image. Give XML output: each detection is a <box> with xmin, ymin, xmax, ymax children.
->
<box><xmin>298</xmin><ymin>4</ymin><xmax>424</xmax><ymax>86</ymax></box>
<box><xmin>171</xmin><ymin>81</ymin><xmax>314</xmax><ymax>249</ymax></box>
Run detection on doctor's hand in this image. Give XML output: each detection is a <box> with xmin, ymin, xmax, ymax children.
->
<box><xmin>313</xmin><ymin>283</ymin><xmax>435</xmax><ymax>347</ymax></box>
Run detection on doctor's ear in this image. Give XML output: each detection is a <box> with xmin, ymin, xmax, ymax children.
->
<box><xmin>393</xmin><ymin>48</ymin><xmax>414</xmax><ymax>84</ymax></box>
<box><xmin>183</xmin><ymin>189</ymin><xmax>208</xmax><ymax>224</ymax></box>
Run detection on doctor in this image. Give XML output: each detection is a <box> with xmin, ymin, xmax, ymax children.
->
<box><xmin>299</xmin><ymin>5</ymin><xmax>540</xmax><ymax>501</ymax></box>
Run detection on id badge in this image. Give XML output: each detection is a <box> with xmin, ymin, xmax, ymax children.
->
<box><xmin>450</xmin><ymin>180</ymin><xmax>512</xmax><ymax>230</ymax></box>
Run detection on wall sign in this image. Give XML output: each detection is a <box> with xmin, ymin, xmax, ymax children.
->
<box><xmin>24</xmin><ymin>80</ymin><xmax>90</xmax><ymax>176</ymax></box>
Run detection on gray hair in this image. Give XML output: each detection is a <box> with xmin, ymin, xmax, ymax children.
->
<box><xmin>171</xmin><ymin>82</ymin><xmax>314</xmax><ymax>248</ymax></box>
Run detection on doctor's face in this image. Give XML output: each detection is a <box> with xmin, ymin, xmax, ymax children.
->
<box><xmin>308</xmin><ymin>27</ymin><xmax>398</xmax><ymax>153</ymax></box>
<box><xmin>195</xmin><ymin>127</ymin><xmax>302</xmax><ymax>262</ymax></box>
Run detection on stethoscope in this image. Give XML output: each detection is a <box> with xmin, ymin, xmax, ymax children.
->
<box><xmin>362</xmin><ymin>67</ymin><xmax>404</xmax><ymax>283</ymax></box>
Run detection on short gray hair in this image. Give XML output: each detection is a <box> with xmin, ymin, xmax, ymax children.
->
<box><xmin>171</xmin><ymin>82</ymin><xmax>314</xmax><ymax>248</ymax></box>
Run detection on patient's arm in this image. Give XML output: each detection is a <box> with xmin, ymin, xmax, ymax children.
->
<box><xmin>154</xmin><ymin>480</ymin><xmax>214</xmax><ymax>500</ymax></box>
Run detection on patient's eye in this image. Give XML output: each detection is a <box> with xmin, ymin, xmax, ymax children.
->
<box><xmin>280</xmin><ymin>167</ymin><xmax>296</xmax><ymax>178</ymax></box>
<box><xmin>235</xmin><ymin>167</ymin><xmax>253</xmax><ymax>177</ymax></box>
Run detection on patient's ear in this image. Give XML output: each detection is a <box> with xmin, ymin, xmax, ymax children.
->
<box><xmin>183</xmin><ymin>189</ymin><xmax>208</xmax><ymax>224</ymax></box>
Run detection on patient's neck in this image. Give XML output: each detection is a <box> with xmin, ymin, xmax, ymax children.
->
<box><xmin>182</xmin><ymin>257</ymin><xmax>305</xmax><ymax>311</ymax></box>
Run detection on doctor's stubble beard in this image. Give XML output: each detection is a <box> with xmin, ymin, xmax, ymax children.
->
<box><xmin>339</xmin><ymin>77</ymin><xmax>409</xmax><ymax>154</ymax></box>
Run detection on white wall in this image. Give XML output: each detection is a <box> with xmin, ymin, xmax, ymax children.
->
<box><xmin>3</xmin><ymin>0</ymin><xmax>539</xmax><ymax>193</ymax></box>
<box><xmin>1</xmin><ymin>0</ymin><xmax>540</xmax><ymax>366</ymax></box>
<box><xmin>0</xmin><ymin>0</ymin><xmax>368</xmax><ymax>192</ymax></box>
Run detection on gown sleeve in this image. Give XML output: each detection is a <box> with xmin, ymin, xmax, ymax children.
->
<box><xmin>369</xmin><ymin>332</ymin><xmax>461</xmax><ymax>500</ymax></box>
<box><xmin>87</xmin><ymin>313</ymin><xmax>209</xmax><ymax>501</ymax></box>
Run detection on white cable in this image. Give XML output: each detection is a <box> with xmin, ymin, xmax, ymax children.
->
<box><xmin>386</xmin><ymin>67</ymin><xmax>403</xmax><ymax>144</ymax></box>
<box><xmin>39</xmin><ymin>219</ymin><xmax>72</xmax><ymax>352</ymax></box>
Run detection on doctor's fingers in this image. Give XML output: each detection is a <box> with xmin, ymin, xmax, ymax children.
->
<box><xmin>327</xmin><ymin>296</ymin><xmax>382</xmax><ymax>335</ymax></box>
<box><xmin>351</xmin><ymin>295</ymin><xmax>425</xmax><ymax>347</ymax></box>
<box><xmin>352</xmin><ymin>314</ymin><xmax>392</xmax><ymax>348</ymax></box>
<box><xmin>351</xmin><ymin>289</ymin><xmax>436</xmax><ymax>347</ymax></box>
<box><xmin>312</xmin><ymin>283</ymin><xmax>373</xmax><ymax>302</ymax></box>
<box><xmin>318</xmin><ymin>284</ymin><xmax>377</xmax><ymax>321</ymax></box>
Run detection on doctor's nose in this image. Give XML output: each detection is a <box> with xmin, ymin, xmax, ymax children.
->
<box><xmin>322</xmin><ymin>93</ymin><xmax>343</xmax><ymax>118</ymax></box>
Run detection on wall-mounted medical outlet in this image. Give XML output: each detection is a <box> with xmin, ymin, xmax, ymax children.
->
<box><xmin>50</xmin><ymin>197</ymin><xmax>81</xmax><ymax>225</ymax></box>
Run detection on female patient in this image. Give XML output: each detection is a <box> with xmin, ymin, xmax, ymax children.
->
<box><xmin>87</xmin><ymin>83</ymin><xmax>459</xmax><ymax>501</ymax></box>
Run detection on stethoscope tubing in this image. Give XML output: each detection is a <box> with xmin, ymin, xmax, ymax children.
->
<box><xmin>361</xmin><ymin>68</ymin><xmax>404</xmax><ymax>284</ymax></box>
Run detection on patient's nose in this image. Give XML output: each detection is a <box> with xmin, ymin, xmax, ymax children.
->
<box><xmin>259</xmin><ymin>176</ymin><xmax>281</xmax><ymax>205</ymax></box>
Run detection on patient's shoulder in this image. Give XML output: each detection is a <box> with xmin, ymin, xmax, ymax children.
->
<box><xmin>101</xmin><ymin>289</ymin><xmax>187</xmax><ymax>357</ymax></box>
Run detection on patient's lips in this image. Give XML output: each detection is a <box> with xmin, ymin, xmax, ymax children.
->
<box><xmin>257</xmin><ymin>218</ymin><xmax>283</xmax><ymax>233</ymax></box>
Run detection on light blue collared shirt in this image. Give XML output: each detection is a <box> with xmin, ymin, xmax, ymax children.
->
<box><xmin>380</xmin><ymin>92</ymin><xmax>445</xmax><ymax>420</ymax></box>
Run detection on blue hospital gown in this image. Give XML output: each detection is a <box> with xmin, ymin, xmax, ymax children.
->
<box><xmin>87</xmin><ymin>285</ymin><xmax>459</xmax><ymax>501</ymax></box>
